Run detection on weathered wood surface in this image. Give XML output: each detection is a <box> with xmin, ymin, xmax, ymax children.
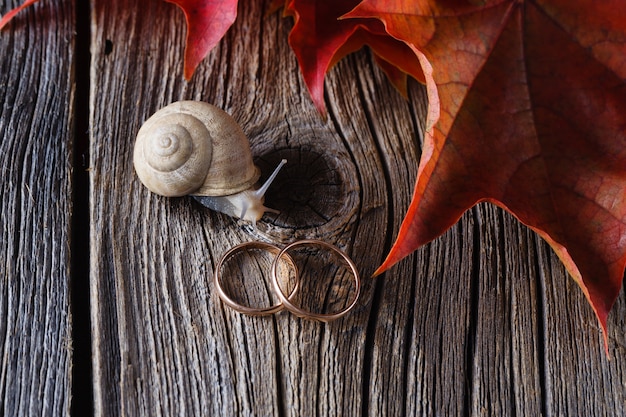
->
<box><xmin>88</xmin><ymin>1</ymin><xmax>626</xmax><ymax>416</ymax></box>
<box><xmin>2</xmin><ymin>0</ymin><xmax>626</xmax><ymax>415</ymax></box>
<box><xmin>89</xmin><ymin>1</ymin><xmax>626</xmax><ymax>416</ymax></box>
<box><xmin>0</xmin><ymin>0</ymin><xmax>74</xmax><ymax>415</ymax></box>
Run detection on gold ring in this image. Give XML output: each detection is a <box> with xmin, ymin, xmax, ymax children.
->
<box><xmin>270</xmin><ymin>239</ymin><xmax>360</xmax><ymax>322</ymax></box>
<box><xmin>214</xmin><ymin>242</ymin><xmax>298</xmax><ymax>316</ymax></box>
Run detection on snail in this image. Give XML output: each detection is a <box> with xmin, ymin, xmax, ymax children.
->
<box><xmin>133</xmin><ymin>100</ymin><xmax>286</xmax><ymax>224</ymax></box>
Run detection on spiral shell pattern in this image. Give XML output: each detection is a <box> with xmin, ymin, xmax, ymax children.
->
<box><xmin>134</xmin><ymin>109</ymin><xmax>213</xmax><ymax>197</ymax></box>
<box><xmin>133</xmin><ymin>101</ymin><xmax>260</xmax><ymax>198</ymax></box>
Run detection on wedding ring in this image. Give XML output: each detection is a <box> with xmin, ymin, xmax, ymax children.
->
<box><xmin>270</xmin><ymin>239</ymin><xmax>360</xmax><ymax>322</ymax></box>
<box><xmin>214</xmin><ymin>242</ymin><xmax>298</xmax><ymax>316</ymax></box>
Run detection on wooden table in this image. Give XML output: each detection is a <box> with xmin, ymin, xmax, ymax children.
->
<box><xmin>1</xmin><ymin>0</ymin><xmax>625</xmax><ymax>415</ymax></box>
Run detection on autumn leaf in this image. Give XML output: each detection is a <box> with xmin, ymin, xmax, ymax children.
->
<box><xmin>2</xmin><ymin>0</ymin><xmax>239</xmax><ymax>79</ymax></box>
<box><xmin>284</xmin><ymin>0</ymin><xmax>424</xmax><ymax>113</ymax></box>
<box><xmin>0</xmin><ymin>0</ymin><xmax>40</xmax><ymax>30</ymax></box>
<box><xmin>165</xmin><ymin>0</ymin><xmax>238</xmax><ymax>80</ymax></box>
<box><xmin>348</xmin><ymin>0</ymin><xmax>626</xmax><ymax>349</ymax></box>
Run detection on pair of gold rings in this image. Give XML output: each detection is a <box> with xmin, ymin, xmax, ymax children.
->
<box><xmin>214</xmin><ymin>240</ymin><xmax>360</xmax><ymax>322</ymax></box>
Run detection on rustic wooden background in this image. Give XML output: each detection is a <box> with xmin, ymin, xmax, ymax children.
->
<box><xmin>1</xmin><ymin>0</ymin><xmax>625</xmax><ymax>415</ymax></box>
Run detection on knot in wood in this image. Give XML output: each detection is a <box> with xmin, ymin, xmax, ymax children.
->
<box><xmin>254</xmin><ymin>147</ymin><xmax>358</xmax><ymax>241</ymax></box>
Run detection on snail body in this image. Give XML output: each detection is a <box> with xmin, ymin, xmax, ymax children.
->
<box><xmin>192</xmin><ymin>158</ymin><xmax>286</xmax><ymax>222</ymax></box>
<box><xmin>133</xmin><ymin>101</ymin><xmax>285</xmax><ymax>223</ymax></box>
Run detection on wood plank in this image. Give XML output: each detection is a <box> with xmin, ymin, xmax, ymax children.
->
<box><xmin>90</xmin><ymin>0</ymin><xmax>626</xmax><ymax>415</ymax></box>
<box><xmin>0</xmin><ymin>0</ymin><xmax>74</xmax><ymax>415</ymax></box>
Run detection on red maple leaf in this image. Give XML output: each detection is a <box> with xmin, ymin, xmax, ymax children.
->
<box><xmin>284</xmin><ymin>0</ymin><xmax>424</xmax><ymax>113</ymax></box>
<box><xmin>165</xmin><ymin>0</ymin><xmax>237</xmax><ymax>80</ymax></box>
<box><xmin>1</xmin><ymin>0</ymin><xmax>237</xmax><ymax>80</ymax></box>
<box><xmin>347</xmin><ymin>0</ymin><xmax>626</xmax><ymax>350</ymax></box>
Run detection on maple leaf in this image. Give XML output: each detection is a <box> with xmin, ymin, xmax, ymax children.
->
<box><xmin>0</xmin><ymin>0</ymin><xmax>40</xmax><ymax>30</ymax></box>
<box><xmin>1</xmin><ymin>0</ymin><xmax>237</xmax><ymax>80</ymax></box>
<box><xmin>347</xmin><ymin>0</ymin><xmax>626</xmax><ymax>349</ymax></box>
<box><xmin>284</xmin><ymin>0</ymin><xmax>424</xmax><ymax>113</ymax></box>
<box><xmin>165</xmin><ymin>0</ymin><xmax>238</xmax><ymax>80</ymax></box>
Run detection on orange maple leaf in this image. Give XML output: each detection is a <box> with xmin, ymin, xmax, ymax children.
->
<box><xmin>347</xmin><ymin>0</ymin><xmax>626</xmax><ymax>351</ymax></box>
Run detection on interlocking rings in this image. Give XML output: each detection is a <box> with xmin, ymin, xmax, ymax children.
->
<box><xmin>214</xmin><ymin>240</ymin><xmax>360</xmax><ymax>322</ymax></box>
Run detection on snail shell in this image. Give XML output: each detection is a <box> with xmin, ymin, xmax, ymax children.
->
<box><xmin>133</xmin><ymin>101</ymin><xmax>260</xmax><ymax>197</ymax></box>
<box><xmin>133</xmin><ymin>101</ymin><xmax>286</xmax><ymax>224</ymax></box>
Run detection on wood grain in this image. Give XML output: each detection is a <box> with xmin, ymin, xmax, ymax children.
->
<box><xmin>88</xmin><ymin>1</ymin><xmax>626</xmax><ymax>416</ymax></box>
<box><xmin>0</xmin><ymin>0</ymin><xmax>74</xmax><ymax>415</ymax></box>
